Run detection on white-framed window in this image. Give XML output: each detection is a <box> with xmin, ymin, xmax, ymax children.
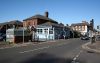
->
<box><xmin>49</xmin><ymin>28</ymin><xmax>53</xmax><ymax>34</ymax></box>
<box><xmin>37</xmin><ymin>29</ymin><xmax>43</xmax><ymax>34</ymax></box>
<box><xmin>44</xmin><ymin>29</ymin><xmax>48</xmax><ymax>34</ymax></box>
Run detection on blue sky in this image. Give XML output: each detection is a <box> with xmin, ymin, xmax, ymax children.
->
<box><xmin>0</xmin><ymin>0</ymin><xmax>100</xmax><ymax>28</ymax></box>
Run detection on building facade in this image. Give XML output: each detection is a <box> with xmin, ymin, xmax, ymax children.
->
<box><xmin>23</xmin><ymin>11</ymin><xmax>58</xmax><ymax>28</ymax></box>
<box><xmin>71</xmin><ymin>21</ymin><xmax>90</xmax><ymax>36</ymax></box>
<box><xmin>34</xmin><ymin>22</ymin><xmax>70</xmax><ymax>41</ymax></box>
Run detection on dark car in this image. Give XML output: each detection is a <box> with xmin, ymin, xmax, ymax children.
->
<box><xmin>81</xmin><ymin>35</ymin><xmax>89</xmax><ymax>40</ymax></box>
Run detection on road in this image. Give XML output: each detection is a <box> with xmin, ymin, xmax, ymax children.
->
<box><xmin>0</xmin><ymin>38</ymin><xmax>100</xmax><ymax>63</ymax></box>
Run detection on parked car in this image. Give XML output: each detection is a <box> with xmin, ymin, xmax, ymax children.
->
<box><xmin>81</xmin><ymin>35</ymin><xmax>89</xmax><ymax>40</ymax></box>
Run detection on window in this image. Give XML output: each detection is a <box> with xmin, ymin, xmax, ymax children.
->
<box><xmin>37</xmin><ymin>29</ymin><xmax>43</xmax><ymax>34</ymax></box>
<box><xmin>75</xmin><ymin>26</ymin><xmax>78</xmax><ymax>30</ymax></box>
<box><xmin>82</xmin><ymin>26</ymin><xmax>85</xmax><ymax>31</ymax></box>
<box><xmin>79</xmin><ymin>26</ymin><xmax>81</xmax><ymax>31</ymax></box>
<box><xmin>49</xmin><ymin>28</ymin><xmax>53</xmax><ymax>34</ymax></box>
<box><xmin>44</xmin><ymin>29</ymin><xmax>48</xmax><ymax>34</ymax></box>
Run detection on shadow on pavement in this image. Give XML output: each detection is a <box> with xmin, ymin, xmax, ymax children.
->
<box><xmin>20</xmin><ymin>53</ymin><xmax>86</xmax><ymax>63</ymax></box>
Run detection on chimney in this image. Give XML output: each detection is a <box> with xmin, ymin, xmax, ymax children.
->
<box><xmin>45</xmin><ymin>11</ymin><xmax>49</xmax><ymax>17</ymax></box>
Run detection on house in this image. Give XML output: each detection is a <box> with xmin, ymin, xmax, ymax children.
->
<box><xmin>0</xmin><ymin>20</ymin><xmax>23</xmax><ymax>41</ymax></box>
<box><xmin>23</xmin><ymin>11</ymin><xmax>58</xmax><ymax>28</ymax></box>
<box><xmin>23</xmin><ymin>11</ymin><xmax>62</xmax><ymax>41</ymax></box>
<box><xmin>71</xmin><ymin>21</ymin><xmax>90</xmax><ymax>36</ymax></box>
<box><xmin>34</xmin><ymin>22</ymin><xmax>71</xmax><ymax>41</ymax></box>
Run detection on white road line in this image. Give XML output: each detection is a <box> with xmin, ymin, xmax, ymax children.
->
<box><xmin>19</xmin><ymin>43</ymin><xmax>68</xmax><ymax>54</ymax></box>
<box><xmin>71</xmin><ymin>50</ymin><xmax>82</xmax><ymax>63</ymax></box>
<box><xmin>73</xmin><ymin>50</ymin><xmax>83</xmax><ymax>61</ymax></box>
<box><xmin>19</xmin><ymin>46</ymin><xmax>50</xmax><ymax>53</ymax></box>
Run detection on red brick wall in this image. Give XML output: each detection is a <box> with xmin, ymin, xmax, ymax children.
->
<box><xmin>23</xmin><ymin>19</ymin><xmax>38</xmax><ymax>27</ymax></box>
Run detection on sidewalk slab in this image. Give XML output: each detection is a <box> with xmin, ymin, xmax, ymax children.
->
<box><xmin>82</xmin><ymin>41</ymin><xmax>100</xmax><ymax>54</ymax></box>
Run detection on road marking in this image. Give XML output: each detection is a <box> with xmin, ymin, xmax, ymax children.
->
<box><xmin>71</xmin><ymin>50</ymin><xmax>83</xmax><ymax>63</ymax></box>
<box><xmin>19</xmin><ymin>43</ymin><xmax>68</xmax><ymax>54</ymax></box>
<box><xmin>73</xmin><ymin>50</ymin><xmax>82</xmax><ymax>61</ymax></box>
<box><xmin>19</xmin><ymin>46</ymin><xmax>50</xmax><ymax>53</ymax></box>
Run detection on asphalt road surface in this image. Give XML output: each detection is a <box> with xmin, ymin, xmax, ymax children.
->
<box><xmin>0</xmin><ymin>38</ymin><xmax>100</xmax><ymax>63</ymax></box>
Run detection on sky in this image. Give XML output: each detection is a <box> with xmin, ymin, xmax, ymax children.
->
<box><xmin>0</xmin><ymin>0</ymin><xmax>100</xmax><ymax>28</ymax></box>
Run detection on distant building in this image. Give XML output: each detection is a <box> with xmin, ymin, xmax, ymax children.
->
<box><xmin>71</xmin><ymin>21</ymin><xmax>90</xmax><ymax>36</ymax></box>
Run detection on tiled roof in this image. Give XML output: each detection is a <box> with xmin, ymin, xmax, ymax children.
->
<box><xmin>37</xmin><ymin>22</ymin><xmax>64</xmax><ymax>28</ymax></box>
<box><xmin>23</xmin><ymin>14</ymin><xmax>58</xmax><ymax>23</ymax></box>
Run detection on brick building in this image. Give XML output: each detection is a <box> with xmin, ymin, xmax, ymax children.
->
<box><xmin>23</xmin><ymin>11</ymin><xmax>58</xmax><ymax>28</ymax></box>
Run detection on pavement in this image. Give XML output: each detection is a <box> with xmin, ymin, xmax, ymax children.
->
<box><xmin>0</xmin><ymin>40</ymin><xmax>58</xmax><ymax>49</ymax></box>
<box><xmin>82</xmin><ymin>41</ymin><xmax>100</xmax><ymax>54</ymax></box>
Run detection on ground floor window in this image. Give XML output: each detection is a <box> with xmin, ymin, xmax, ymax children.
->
<box><xmin>37</xmin><ymin>29</ymin><xmax>43</xmax><ymax>34</ymax></box>
<box><xmin>49</xmin><ymin>28</ymin><xmax>53</xmax><ymax>34</ymax></box>
<box><xmin>44</xmin><ymin>29</ymin><xmax>48</xmax><ymax>34</ymax></box>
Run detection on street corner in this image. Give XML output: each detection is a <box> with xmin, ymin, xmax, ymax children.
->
<box><xmin>82</xmin><ymin>42</ymin><xmax>100</xmax><ymax>54</ymax></box>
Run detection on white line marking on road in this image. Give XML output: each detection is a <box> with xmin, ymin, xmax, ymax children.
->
<box><xmin>19</xmin><ymin>43</ymin><xmax>68</xmax><ymax>54</ymax></box>
<box><xmin>71</xmin><ymin>50</ymin><xmax>82</xmax><ymax>63</ymax></box>
<box><xmin>73</xmin><ymin>50</ymin><xmax>83</xmax><ymax>61</ymax></box>
<box><xmin>19</xmin><ymin>46</ymin><xmax>50</xmax><ymax>53</ymax></box>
